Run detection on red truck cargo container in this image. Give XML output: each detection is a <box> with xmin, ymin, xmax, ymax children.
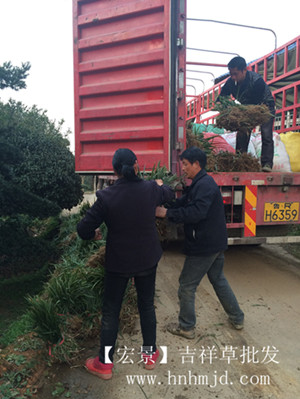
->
<box><xmin>73</xmin><ymin>0</ymin><xmax>186</xmax><ymax>174</ymax></box>
<box><xmin>73</xmin><ymin>1</ymin><xmax>300</xmax><ymax>244</ymax></box>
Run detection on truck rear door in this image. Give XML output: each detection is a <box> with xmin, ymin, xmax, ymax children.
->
<box><xmin>73</xmin><ymin>0</ymin><xmax>186</xmax><ymax>173</ymax></box>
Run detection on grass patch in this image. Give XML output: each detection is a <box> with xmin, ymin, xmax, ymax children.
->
<box><xmin>283</xmin><ymin>225</ymin><xmax>300</xmax><ymax>260</ymax></box>
<box><xmin>283</xmin><ymin>243</ymin><xmax>300</xmax><ymax>260</ymax></box>
<box><xmin>0</xmin><ymin>314</ymin><xmax>32</xmax><ymax>348</ymax></box>
<box><xmin>0</xmin><ymin>263</ymin><xmax>53</xmax><ymax>347</ymax></box>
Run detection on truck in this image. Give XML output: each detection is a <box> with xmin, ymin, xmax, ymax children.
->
<box><xmin>72</xmin><ymin>0</ymin><xmax>300</xmax><ymax>244</ymax></box>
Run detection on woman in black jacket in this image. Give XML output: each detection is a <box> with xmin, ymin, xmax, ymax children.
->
<box><xmin>77</xmin><ymin>148</ymin><xmax>174</xmax><ymax>379</ymax></box>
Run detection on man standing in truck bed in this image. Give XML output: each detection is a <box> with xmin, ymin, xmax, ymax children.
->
<box><xmin>219</xmin><ymin>56</ymin><xmax>275</xmax><ymax>172</ymax></box>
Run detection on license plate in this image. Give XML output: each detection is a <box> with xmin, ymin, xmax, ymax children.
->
<box><xmin>264</xmin><ymin>202</ymin><xmax>299</xmax><ymax>222</ymax></box>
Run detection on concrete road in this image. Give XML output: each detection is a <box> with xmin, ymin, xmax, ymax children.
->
<box><xmin>38</xmin><ymin>244</ymin><xmax>300</xmax><ymax>399</ymax></box>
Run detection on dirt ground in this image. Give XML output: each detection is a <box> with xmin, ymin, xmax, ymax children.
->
<box><xmin>37</xmin><ymin>244</ymin><xmax>300</xmax><ymax>399</ymax></box>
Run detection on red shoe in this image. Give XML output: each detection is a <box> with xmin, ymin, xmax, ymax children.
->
<box><xmin>85</xmin><ymin>357</ymin><xmax>113</xmax><ymax>380</ymax></box>
<box><xmin>142</xmin><ymin>349</ymin><xmax>160</xmax><ymax>370</ymax></box>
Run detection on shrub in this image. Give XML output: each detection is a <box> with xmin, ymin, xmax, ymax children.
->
<box><xmin>0</xmin><ymin>215</ymin><xmax>58</xmax><ymax>278</ymax></box>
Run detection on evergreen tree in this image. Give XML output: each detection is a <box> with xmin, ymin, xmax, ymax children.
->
<box><xmin>0</xmin><ymin>61</ymin><xmax>31</xmax><ymax>90</ymax></box>
<box><xmin>0</xmin><ymin>62</ymin><xmax>83</xmax><ymax>276</ymax></box>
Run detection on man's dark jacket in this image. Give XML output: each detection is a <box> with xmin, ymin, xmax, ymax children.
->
<box><xmin>166</xmin><ymin>169</ymin><xmax>228</xmax><ymax>256</ymax></box>
<box><xmin>220</xmin><ymin>70</ymin><xmax>275</xmax><ymax>112</ymax></box>
<box><xmin>77</xmin><ymin>178</ymin><xmax>174</xmax><ymax>273</ymax></box>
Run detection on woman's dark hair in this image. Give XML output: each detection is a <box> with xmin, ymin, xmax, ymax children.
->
<box><xmin>227</xmin><ymin>56</ymin><xmax>247</xmax><ymax>71</ymax></box>
<box><xmin>180</xmin><ymin>146</ymin><xmax>207</xmax><ymax>169</ymax></box>
<box><xmin>112</xmin><ymin>148</ymin><xmax>138</xmax><ymax>180</ymax></box>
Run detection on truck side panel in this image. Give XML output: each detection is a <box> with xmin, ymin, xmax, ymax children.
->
<box><xmin>73</xmin><ymin>0</ymin><xmax>173</xmax><ymax>173</ymax></box>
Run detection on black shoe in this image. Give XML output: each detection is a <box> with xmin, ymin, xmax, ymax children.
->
<box><xmin>261</xmin><ymin>164</ymin><xmax>272</xmax><ymax>172</ymax></box>
<box><xmin>166</xmin><ymin>323</ymin><xmax>195</xmax><ymax>339</ymax></box>
<box><xmin>229</xmin><ymin>319</ymin><xmax>244</xmax><ymax>330</ymax></box>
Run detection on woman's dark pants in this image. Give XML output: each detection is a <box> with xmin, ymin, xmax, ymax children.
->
<box><xmin>99</xmin><ymin>267</ymin><xmax>157</xmax><ymax>363</ymax></box>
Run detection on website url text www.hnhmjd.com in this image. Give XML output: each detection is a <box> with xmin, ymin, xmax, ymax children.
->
<box><xmin>126</xmin><ymin>370</ymin><xmax>271</xmax><ymax>387</ymax></box>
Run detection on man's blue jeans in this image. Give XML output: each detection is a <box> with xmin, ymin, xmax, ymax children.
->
<box><xmin>178</xmin><ymin>252</ymin><xmax>244</xmax><ymax>330</ymax></box>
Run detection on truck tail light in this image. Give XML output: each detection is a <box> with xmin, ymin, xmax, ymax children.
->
<box><xmin>222</xmin><ymin>191</ymin><xmax>232</xmax><ymax>205</ymax></box>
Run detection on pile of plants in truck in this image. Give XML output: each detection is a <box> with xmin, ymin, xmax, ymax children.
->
<box><xmin>186</xmin><ymin>122</ymin><xmax>261</xmax><ymax>172</ymax></box>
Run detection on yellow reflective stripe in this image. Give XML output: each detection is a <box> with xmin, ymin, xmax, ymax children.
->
<box><xmin>245</xmin><ymin>212</ymin><xmax>256</xmax><ymax>236</ymax></box>
<box><xmin>245</xmin><ymin>186</ymin><xmax>257</xmax><ymax>209</ymax></box>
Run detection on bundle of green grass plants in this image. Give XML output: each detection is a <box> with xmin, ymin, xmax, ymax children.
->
<box><xmin>206</xmin><ymin>151</ymin><xmax>261</xmax><ymax>173</ymax></box>
<box><xmin>186</xmin><ymin>123</ymin><xmax>215</xmax><ymax>155</ymax></box>
<box><xmin>26</xmin><ymin>264</ymin><xmax>106</xmax><ymax>363</ymax></box>
<box><xmin>139</xmin><ymin>161</ymin><xmax>180</xmax><ymax>190</ymax></box>
<box><xmin>213</xmin><ymin>97</ymin><xmax>272</xmax><ymax>132</ymax></box>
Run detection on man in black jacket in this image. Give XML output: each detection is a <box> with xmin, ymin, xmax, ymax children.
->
<box><xmin>219</xmin><ymin>56</ymin><xmax>275</xmax><ymax>172</ymax></box>
<box><xmin>156</xmin><ymin>147</ymin><xmax>244</xmax><ymax>338</ymax></box>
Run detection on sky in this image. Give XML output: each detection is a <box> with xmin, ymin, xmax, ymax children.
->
<box><xmin>0</xmin><ymin>0</ymin><xmax>299</xmax><ymax>152</ymax></box>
